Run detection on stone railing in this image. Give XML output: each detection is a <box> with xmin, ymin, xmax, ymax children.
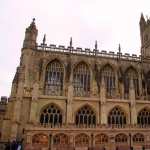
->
<box><xmin>36</xmin><ymin>44</ymin><xmax>141</xmax><ymax>62</ymax></box>
<box><xmin>37</xmin><ymin>123</ymin><xmax>150</xmax><ymax>129</ymax></box>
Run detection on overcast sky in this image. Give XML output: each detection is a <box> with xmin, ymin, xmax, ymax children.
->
<box><xmin>0</xmin><ymin>0</ymin><xmax>150</xmax><ymax>97</ymax></box>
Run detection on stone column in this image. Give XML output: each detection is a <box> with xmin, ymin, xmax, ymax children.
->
<box><xmin>129</xmin><ymin>79</ymin><xmax>137</xmax><ymax>124</ymax></box>
<box><xmin>100</xmin><ymin>77</ymin><xmax>107</xmax><ymax>124</ymax></box>
<box><xmin>138</xmin><ymin>71</ymin><xmax>142</xmax><ymax>98</ymax></box>
<box><xmin>29</xmin><ymin>82</ymin><xmax>39</xmax><ymax>124</ymax></box>
<box><xmin>92</xmin><ymin>73</ymin><xmax>98</xmax><ymax>97</ymax></box>
<box><xmin>115</xmin><ymin>72</ymin><xmax>119</xmax><ymax>98</ymax></box>
<box><xmin>109</xmin><ymin>135</ymin><xmax>116</xmax><ymax>150</ymax></box>
<box><xmin>66</xmin><ymin>72</ymin><xmax>74</xmax><ymax>124</ymax></box>
<box><xmin>10</xmin><ymin>81</ymin><xmax>24</xmax><ymax>140</ymax></box>
<box><xmin>23</xmin><ymin>50</ymin><xmax>31</xmax><ymax>88</ymax></box>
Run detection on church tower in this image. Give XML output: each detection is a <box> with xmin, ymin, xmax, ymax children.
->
<box><xmin>23</xmin><ymin>18</ymin><xmax>38</xmax><ymax>49</ymax></box>
<box><xmin>140</xmin><ymin>13</ymin><xmax>150</xmax><ymax>59</ymax></box>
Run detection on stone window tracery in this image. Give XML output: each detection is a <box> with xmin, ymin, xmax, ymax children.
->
<box><xmin>133</xmin><ymin>133</ymin><xmax>144</xmax><ymax>143</ymax></box>
<box><xmin>44</xmin><ymin>60</ymin><xmax>64</xmax><ymax>96</ymax></box>
<box><xmin>95</xmin><ymin>134</ymin><xmax>108</xmax><ymax>145</ymax></box>
<box><xmin>73</xmin><ymin>63</ymin><xmax>90</xmax><ymax>96</ymax></box>
<box><xmin>115</xmin><ymin>133</ymin><xmax>128</xmax><ymax>143</ymax></box>
<box><xmin>108</xmin><ymin>107</ymin><xmax>126</xmax><ymax>127</ymax></box>
<box><xmin>124</xmin><ymin>68</ymin><xmax>139</xmax><ymax>99</ymax></box>
<box><xmin>101</xmin><ymin>65</ymin><xmax>115</xmax><ymax>98</ymax></box>
<box><xmin>146</xmin><ymin>71</ymin><xmax>150</xmax><ymax>98</ymax></box>
<box><xmin>137</xmin><ymin>108</ymin><xmax>150</xmax><ymax>126</ymax></box>
<box><xmin>53</xmin><ymin>133</ymin><xmax>68</xmax><ymax>146</ymax></box>
<box><xmin>40</xmin><ymin>104</ymin><xmax>62</xmax><ymax>127</ymax></box>
<box><xmin>75</xmin><ymin>105</ymin><xmax>96</xmax><ymax>128</ymax></box>
<box><xmin>75</xmin><ymin>134</ymin><xmax>89</xmax><ymax>147</ymax></box>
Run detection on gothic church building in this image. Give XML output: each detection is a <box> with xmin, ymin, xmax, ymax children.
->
<box><xmin>1</xmin><ymin>14</ymin><xmax>150</xmax><ymax>150</ymax></box>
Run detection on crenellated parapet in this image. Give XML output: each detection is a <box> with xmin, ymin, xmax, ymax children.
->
<box><xmin>36</xmin><ymin>44</ymin><xmax>141</xmax><ymax>62</ymax></box>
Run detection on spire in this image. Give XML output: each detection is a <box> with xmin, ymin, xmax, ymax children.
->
<box><xmin>70</xmin><ymin>37</ymin><xmax>72</xmax><ymax>47</ymax></box>
<box><xmin>95</xmin><ymin>40</ymin><xmax>98</xmax><ymax>50</ymax></box>
<box><xmin>43</xmin><ymin>34</ymin><xmax>46</xmax><ymax>45</ymax></box>
<box><xmin>140</xmin><ymin>13</ymin><xmax>146</xmax><ymax>30</ymax></box>
<box><xmin>140</xmin><ymin>13</ymin><xmax>145</xmax><ymax>22</ymax></box>
<box><xmin>118</xmin><ymin>43</ymin><xmax>121</xmax><ymax>53</ymax></box>
<box><xmin>117</xmin><ymin>43</ymin><xmax>121</xmax><ymax>61</ymax></box>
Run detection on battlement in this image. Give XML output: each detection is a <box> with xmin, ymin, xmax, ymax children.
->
<box><xmin>36</xmin><ymin>44</ymin><xmax>141</xmax><ymax>62</ymax></box>
<box><xmin>0</xmin><ymin>96</ymin><xmax>8</xmax><ymax>104</ymax></box>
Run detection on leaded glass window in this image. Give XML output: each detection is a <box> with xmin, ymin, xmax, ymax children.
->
<box><xmin>137</xmin><ymin>108</ymin><xmax>150</xmax><ymax>126</ymax></box>
<box><xmin>115</xmin><ymin>134</ymin><xmax>128</xmax><ymax>143</ymax></box>
<box><xmin>75</xmin><ymin>134</ymin><xmax>89</xmax><ymax>147</ymax></box>
<box><xmin>108</xmin><ymin>107</ymin><xmax>126</xmax><ymax>127</ymax></box>
<box><xmin>53</xmin><ymin>133</ymin><xmax>68</xmax><ymax>146</ymax></box>
<box><xmin>75</xmin><ymin>105</ymin><xmax>96</xmax><ymax>128</ymax></box>
<box><xmin>73</xmin><ymin>63</ymin><xmax>90</xmax><ymax>96</ymax></box>
<box><xmin>146</xmin><ymin>71</ymin><xmax>150</xmax><ymax>98</ymax></box>
<box><xmin>101</xmin><ymin>65</ymin><xmax>115</xmax><ymax>98</ymax></box>
<box><xmin>95</xmin><ymin>134</ymin><xmax>108</xmax><ymax>145</ymax></box>
<box><xmin>44</xmin><ymin>60</ymin><xmax>64</xmax><ymax>96</ymax></box>
<box><xmin>40</xmin><ymin>104</ymin><xmax>62</xmax><ymax>127</ymax></box>
<box><xmin>133</xmin><ymin>133</ymin><xmax>144</xmax><ymax>143</ymax></box>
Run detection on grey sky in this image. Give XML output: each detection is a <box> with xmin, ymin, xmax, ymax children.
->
<box><xmin>0</xmin><ymin>0</ymin><xmax>150</xmax><ymax>97</ymax></box>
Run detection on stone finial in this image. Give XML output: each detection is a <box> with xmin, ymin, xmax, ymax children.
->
<box><xmin>70</xmin><ymin>37</ymin><xmax>72</xmax><ymax>47</ymax></box>
<box><xmin>43</xmin><ymin>34</ymin><xmax>46</xmax><ymax>45</ymax></box>
<box><xmin>23</xmin><ymin>18</ymin><xmax>38</xmax><ymax>49</ymax></box>
<box><xmin>95</xmin><ymin>40</ymin><xmax>98</xmax><ymax>50</ymax></box>
<box><xmin>140</xmin><ymin>13</ymin><xmax>146</xmax><ymax>31</ymax></box>
<box><xmin>140</xmin><ymin>13</ymin><xmax>145</xmax><ymax>23</ymax></box>
<box><xmin>118</xmin><ymin>44</ymin><xmax>121</xmax><ymax>53</ymax></box>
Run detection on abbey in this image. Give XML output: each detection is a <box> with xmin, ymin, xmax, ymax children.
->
<box><xmin>1</xmin><ymin>14</ymin><xmax>150</xmax><ymax>150</ymax></box>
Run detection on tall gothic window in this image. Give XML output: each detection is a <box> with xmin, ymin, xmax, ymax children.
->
<box><xmin>95</xmin><ymin>134</ymin><xmax>108</xmax><ymax>145</ymax></box>
<box><xmin>115</xmin><ymin>133</ymin><xmax>128</xmax><ymax>143</ymax></box>
<box><xmin>53</xmin><ymin>133</ymin><xmax>69</xmax><ymax>146</ymax></box>
<box><xmin>108</xmin><ymin>107</ymin><xmax>126</xmax><ymax>127</ymax></box>
<box><xmin>75</xmin><ymin>134</ymin><xmax>89</xmax><ymax>147</ymax></box>
<box><xmin>124</xmin><ymin>67</ymin><xmax>139</xmax><ymax>99</ymax></box>
<box><xmin>44</xmin><ymin>60</ymin><xmax>64</xmax><ymax>96</ymax></box>
<box><xmin>101</xmin><ymin>65</ymin><xmax>115</xmax><ymax>98</ymax></box>
<box><xmin>137</xmin><ymin>108</ymin><xmax>150</xmax><ymax>127</ymax></box>
<box><xmin>40</xmin><ymin>104</ymin><xmax>62</xmax><ymax>127</ymax></box>
<box><xmin>75</xmin><ymin>105</ymin><xmax>96</xmax><ymax>128</ymax></box>
<box><xmin>73</xmin><ymin>62</ymin><xmax>90</xmax><ymax>96</ymax></box>
<box><xmin>133</xmin><ymin>133</ymin><xmax>144</xmax><ymax>143</ymax></box>
<box><xmin>146</xmin><ymin>71</ymin><xmax>150</xmax><ymax>99</ymax></box>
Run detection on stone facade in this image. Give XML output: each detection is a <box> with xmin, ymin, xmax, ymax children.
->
<box><xmin>1</xmin><ymin>15</ymin><xmax>150</xmax><ymax>150</ymax></box>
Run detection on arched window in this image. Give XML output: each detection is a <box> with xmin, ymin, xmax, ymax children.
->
<box><xmin>95</xmin><ymin>134</ymin><xmax>108</xmax><ymax>145</ymax></box>
<box><xmin>40</xmin><ymin>104</ymin><xmax>62</xmax><ymax>127</ymax></box>
<box><xmin>124</xmin><ymin>67</ymin><xmax>139</xmax><ymax>99</ymax></box>
<box><xmin>146</xmin><ymin>71</ymin><xmax>150</xmax><ymax>98</ymax></box>
<box><xmin>44</xmin><ymin>60</ymin><xmax>64</xmax><ymax>96</ymax></box>
<box><xmin>133</xmin><ymin>133</ymin><xmax>144</xmax><ymax>143</ymax></box>
<box><xmin>75</xmin><ymin>105</ymin><xmax>96</xmax><ymax>128</ymax></box>
<box><xmin>115</xmin><ymin>134</ymin><xmax>128</xmax><ymax>143</ymax></box>
<box><xmin>101</xmin><ymin>65</ymin><xmax>115</xmax><ymax>98</ymax></box>
<box><xmin>73</xmin><ymin>62</ymin><xmax>90</xmax><ymax>96</ymax></box>
<box><xmin>75</xmin><ymin>134</ymin><xmax>89</xmax><ymax>147</ymax></box>
<box><xmin>137</xmin><ymin>108</ymin><xmax>150</xmax><ymax>127</ymax></box>
<box><xmin>108</xmin><ymin>107</ymin><xmax>126</xmax><ymax>127</ymax></box>
<box><xmin>53</xmin><ymin>133</ymin><xmax>68</xmax><ymax>146</ymax></box>
<box><xmin>32</xmin><ymin>134</ymin><xmax>48</xmax><ymax>147</ymax></box>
